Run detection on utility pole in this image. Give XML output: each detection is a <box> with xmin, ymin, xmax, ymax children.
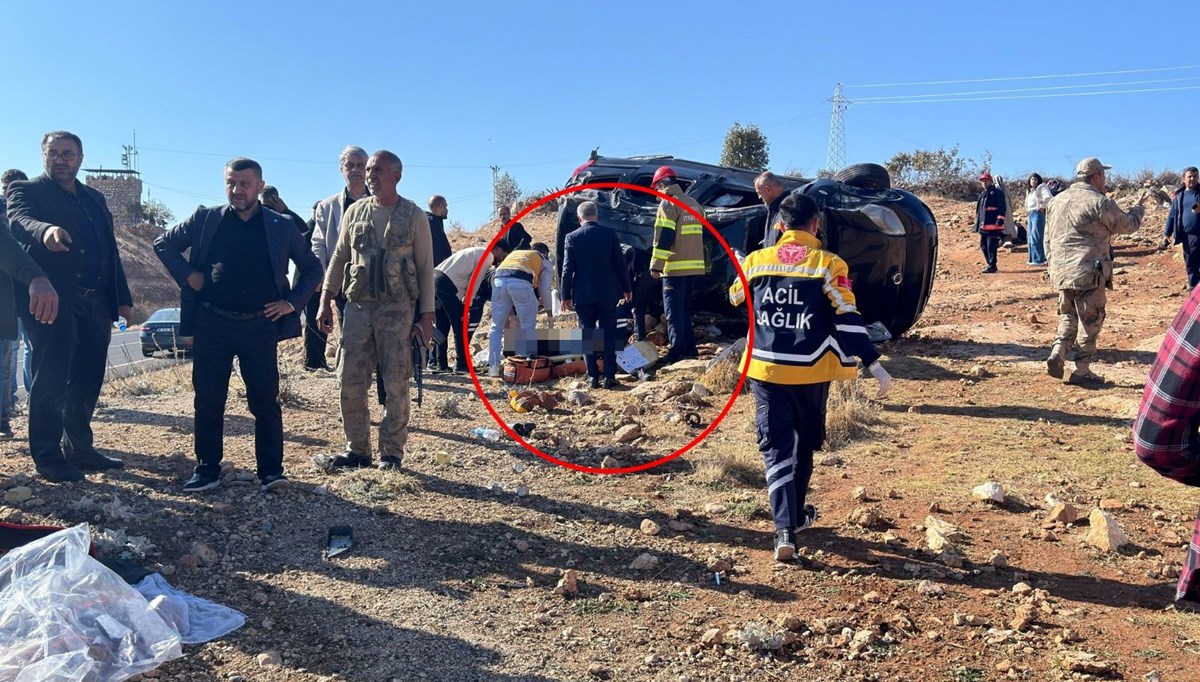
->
<box><xmin>826</xmin><ymin>83</ymin><xmax>849</xmax><ymax>174</ymax></box>
<box><xmin>490</xmin><ymin>165</ymin><xmax>500</xmax><ymax>217</ymax></box>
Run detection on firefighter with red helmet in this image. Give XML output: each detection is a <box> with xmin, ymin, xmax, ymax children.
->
<box><xmin>650</xmin><ymin>166</ymin><xmax>707</xmax><ymax>363</ymax></box>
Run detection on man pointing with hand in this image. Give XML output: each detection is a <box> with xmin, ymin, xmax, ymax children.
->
<box><xmin>7</xmin><ymin>131</ymin><xmax>132</xmax><ymax>482</ymax></box>
<box><xmin>729</xmin><ymin>191</ymin><xmax>891</xmax><ymax>562</ymax></box>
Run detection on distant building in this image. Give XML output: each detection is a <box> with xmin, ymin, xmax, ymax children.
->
<box><xmin>84</xmin><ymin>169</ymin><xmax>142</xmax><ymax>228</ymax></box>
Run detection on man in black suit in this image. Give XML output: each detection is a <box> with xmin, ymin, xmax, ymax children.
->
<box><xmin>425</xmin><ymin>195</ymin><xmax>453</xmax><ymax>267</ymax></box>
<box><xmin>560</xmin><ymin>201</ymin><xmax>631</xmax><ymax>389</ymax></box>
<box><xmin>6</xmin><ymin>131</ymin><xmax>133</xmax><ymax>482</ymax></box>
<box><xmin>154</xmin><ymin>158</ymin><xmax>322</xmax><ymax>493</ymax></box>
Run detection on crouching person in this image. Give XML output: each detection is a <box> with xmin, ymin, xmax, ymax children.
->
<box><xmin>729</xmin><ymin>193</ymin><xmax>891</xmax><ymax>561</ymax></box>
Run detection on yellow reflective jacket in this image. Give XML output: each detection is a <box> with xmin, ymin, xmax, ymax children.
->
<box><xmin>729</xmin><ymin>230</ymin><xmax>880</xmax><ymax>385</ymax></box>
<box><xmin>496</xmin><ymin>249</ymin><xmax>544</xmax><ymax>281</ymax></box>
<box><xmin>651</xmin><ymin>184</ymin><xmax>706</xmax><ymax>277</ymax></box>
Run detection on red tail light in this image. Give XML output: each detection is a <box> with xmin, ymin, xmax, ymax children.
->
<box><xmin>140</xmin><ymin>325</ymin><xmax>151</xmax><ymax>332</ymax></box>
<box><xmin>570</xmin><ymin>158</ymin><xmax>595</xmax><ymax>181</ymax></box>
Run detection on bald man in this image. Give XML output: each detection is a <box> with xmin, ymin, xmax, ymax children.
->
<box><xmin>426</xmin><ymin>195</ymin><xmax>452</xmax><ymax>266</ymax></box>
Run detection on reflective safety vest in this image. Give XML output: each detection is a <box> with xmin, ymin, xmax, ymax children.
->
<box><xmin>729</xmin><ymin>230</ymin><xmax>880</xmax><ymax>385</ymax></box>
<box><xmin>651</xmin><ymin>184</ymin><xmax>707</xmax><ymax>277</ymax></box>
<box><xmin>496</xmin><ymin>249</ymin><xmax>545</xmax><ymax>283</ymax></box>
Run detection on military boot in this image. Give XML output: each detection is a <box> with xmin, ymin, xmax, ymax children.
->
<box><xmin>1046</xmin><ymin>343</ymin><xmax>1066</xmax><ymax>379</ymax></box>
<box><xmin>1068</xmin><ymin>358</ymin><xmax>1104</xmax><ymax>384</ymax></box>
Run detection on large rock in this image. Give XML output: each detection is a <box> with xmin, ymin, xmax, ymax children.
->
<box><xmin>615</xmin><ymin>424</ymin><xmax>642</xmax><ymax>444</ymax></box>
<box><xmin>1047</xmin><ymin>502</ymin><xmax>1079</xmax><ymax>524</ymax></box>
<box><xmin>553</xmin><ymin>570</ymin><xmax>578</xmax><ymax>597</ymax></box>
<box><xmin>628</xmin><ymin>553</ymin><xmax>659</xmax><ymax>571</ymax></box>
<box><xmin>1085</xmin><ymin>508</ymin><xmax>1129</xmax><ymax>552</ymax></box>
<box><xmin>972</xmin><ymin>481</ymin><xmax>1005</xmax><ymax>504</ymax></box>
<box><xmin>848</xmin><ymin>507</ymin><xmax>886</xmax><ymax>529</ymax></box>
<box><xmin>924</xmin><ymin>515</ymin><xmax>969</xmax><ymax>542</ymax></box>
<box><xmin>4</xmin><ymin>486</ymin><xmax>33</xmax><ymax>504</ymax></box>
<box><xmin>190</xmin><ymin>542</ymin><xmax>220</xmax><ymax>567</ymax></box>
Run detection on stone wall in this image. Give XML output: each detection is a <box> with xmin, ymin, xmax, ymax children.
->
<box><xmin>85</xmin><ymin>173</ymin><xmax>143</xmax><ymax>228</ymax></box>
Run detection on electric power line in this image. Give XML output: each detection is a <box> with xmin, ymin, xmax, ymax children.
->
<box><xmin>856</xmin><ymin>84</ymin><xmax>1200</xmax><ymax>105</ymax></box>
<box><xmin>852</xmin><ymin>76</ymin><xmax>1200</xmax><ymax>102</ymax></box>
<box><xmin>847</xmin><ymin>64</ymin><xmax>1200</xmax><ymax>89</ymax></box>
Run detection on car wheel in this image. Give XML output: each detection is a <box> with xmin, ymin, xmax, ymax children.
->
<box><xmin>833</xmin><ymin>163</ymin><xmax>891</xmax><ymax>190</ymax></box>
<box><xmin>141</xmin><ymin>348</ymin><xmax>154</xmax><ymax>358</ymax></box>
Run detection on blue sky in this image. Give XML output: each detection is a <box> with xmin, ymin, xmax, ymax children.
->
<box><xmin>1</xmin><ymin>2</ymin><xmax>1192</xmax><ymax>232</ymax></box>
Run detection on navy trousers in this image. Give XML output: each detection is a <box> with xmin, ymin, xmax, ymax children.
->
<box><xmin>979</xmin><ymin>232</ymin><xmax>1002</xmax><ymax>269</ymax></box>
<box><xmin>662</xmin><ymin>274</ymin><xmax>698</xmax><ymax>359</ymax></box>
<box><xmin>575</xmin><ymin>302</ymin><xmax>618</xmax><ymax>381</ymax></box>
<box><xmin>1183</xmin><ymin>234</ymin><xmax>1200</xmax><ymax>289</ymax></box>
<box><xmin>749</xmin><ymin>379</ymin><xmax>830</xmax><ymax>530</ymax></box>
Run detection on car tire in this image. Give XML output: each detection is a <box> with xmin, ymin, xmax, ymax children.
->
<box><xmin>141</xmin><ymin>348</ymin><xmax>154</xmax><ymax>358</ymax></box>
<box><xmin>833</xmin><ymin>163</ymin><xmax>891</xmax><ymax>190</ymax></box>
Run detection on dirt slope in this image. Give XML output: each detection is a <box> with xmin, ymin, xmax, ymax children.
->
<box><xmin>2</xmin><ymin>194</ymin><xmax>1198</xmax><ymax>681</ymax></box>
<box><xmin>117</xmin><ymin>221</ymin><xmax>180</xmax><ymax>322</ymax></box>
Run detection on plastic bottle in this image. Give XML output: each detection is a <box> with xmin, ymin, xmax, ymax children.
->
<box><xmin>114</xmin><ymin>316</ymin><xmax>128</xmax><ymax>332</ymax></box>
<box><xmin>471</xmin><ymin>427</ymin><xmax>500</xmax><ymax>442</ymax></box>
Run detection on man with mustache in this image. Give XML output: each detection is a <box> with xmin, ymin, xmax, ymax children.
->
<box><xmin>317</xmin><ymin>150</ymin><xmax>435</xmax><ymax>471</ymax></box>
<box><xmin>6</xmin><ymin>131</ymin><xmax>126</xmax><ymax>482</ymax></box>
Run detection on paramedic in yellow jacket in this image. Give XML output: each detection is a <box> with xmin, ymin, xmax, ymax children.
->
<box><xmin>487</xmin><ymin>243</ymin><xmax>555</xmax><ymax>377</ymax></box>
<box><xmin>650</xmin><ymin>166</ymin><xmax>706</xmax><ymax>363</ymax></box>
<box><xmin>730</xmin><ymin>192</ymin><xmax>892</xmax><ymax>562</ymax></box>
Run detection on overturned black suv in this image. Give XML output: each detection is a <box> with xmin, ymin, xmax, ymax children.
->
<box><xmin>554</xmin><ymin>154</ymin><xmax>938</xmax><ymax>340</ymax></box>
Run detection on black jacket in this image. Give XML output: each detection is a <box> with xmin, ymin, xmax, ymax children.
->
<box><xmin>0</xmin><ymin>199</ymin><xmax>50</xmax><ymax>339</ymax></box>
<box><xmin>425</xmin><ymin>211</ymin><xmax>452</xmax><ymax>266</ymax></box>
<box><xmin>153</xmin><ymin>204</ymin><xmax>323</xmax><ymax>340</ymax></box>
<box><xmin>561</xmin><ymin>220</ymin><xmax>631</xmax><ymax>305</ymax></box>
<box><xmin>974</xmin><ymin>187</ymin><xmax>1007</xmax><ymax>232</ymax></box>
<box><xmin>6</xmin><ymin>174</ymin><xmax>132</xmax><ymax>320</ymax></box>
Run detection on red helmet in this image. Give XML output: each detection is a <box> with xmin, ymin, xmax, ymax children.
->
<box><xmin>651</xmin><ymin>166</ymin><xmax>677</xmax><ymax>187</ymax></box>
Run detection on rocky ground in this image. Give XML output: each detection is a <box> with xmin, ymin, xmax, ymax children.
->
<box><xmin>2</xmin><ymin>196</ymin><xmax>1199</xmax><ymax>681</ymax></box>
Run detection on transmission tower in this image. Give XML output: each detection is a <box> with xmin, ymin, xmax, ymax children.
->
<box><xmin>825</xmin><ymin>83</ymin><xmax>849</xmax><ymax>173</ymax></box>
<box><xmin>490</xmin><ymin>165</ymin><xmax>500</xmax><ymax>217</ymax></box>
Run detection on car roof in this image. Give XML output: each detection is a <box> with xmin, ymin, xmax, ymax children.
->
<box><xmin>573</xmin><ymin>154</ymin><xmax>810</xmax><ymax>192</ymax></box>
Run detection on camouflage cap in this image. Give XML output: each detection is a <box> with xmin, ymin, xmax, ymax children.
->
<box><xmin>1075</xmin><ymin>157</ymin><xmax>1111</xmax><ymax>178</ymax></box>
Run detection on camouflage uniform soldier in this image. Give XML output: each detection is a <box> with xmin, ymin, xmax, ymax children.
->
<box><xmin>317</xmin><ymin>151</ymin><xmax>435</xmax><ymax>469</ymax></box>
<box><xmin>1045</xmin><ymin>157</ymin><xmax>1147</xmax><ymax>383</ymax></box>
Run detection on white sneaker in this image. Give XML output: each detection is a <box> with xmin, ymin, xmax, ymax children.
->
<box><xmin>488</xmin><ymin>366</ymin><xmax>501</xmax><ymax>378</ymax></box>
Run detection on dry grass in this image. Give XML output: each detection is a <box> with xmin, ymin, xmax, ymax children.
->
<box><xmin>691</xmin><ymin>446</ymin><xmax>762</xmax><ymax>489</ymax></box>
<box><xmin>103</xmin><ymin>361</ymin><xmax>192</xmax><ymax>398</ymax></box>
<box><xmin>700</xmin><ymin>357</ymin><xmax>749</xmax><ymax>395</ymax></box>
<box><xmin>824</xmin><ymin>379</ymin><xmax>885</xmax><ymax>449</ymax></box>
<box><xmin>432</xmin><ymin>394</ymin><xmax>466</xmax><ymax>419</ymax></box>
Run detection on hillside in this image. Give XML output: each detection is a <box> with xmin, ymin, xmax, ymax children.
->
<box><xmin>2</xmin><ymin>192</ymin><xmax>1198</xmax><ymax>681</ymax></box>
<box><xmin>117</xmin><ymin>221</ymin><xmax>181</xmax><ymax>323</ymax></box>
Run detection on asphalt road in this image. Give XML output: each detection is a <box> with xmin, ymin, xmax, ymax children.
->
<box><xmin>13</xmin><ymin>329</ymin><xmax>182</xmax><ymax>395</ymax></box>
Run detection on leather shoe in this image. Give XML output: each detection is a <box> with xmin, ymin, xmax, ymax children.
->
<box><xmin>589</xmin><ymin>377</ymin><xmax>600</xmax><ymax>389</ymax></box>
<box><xmin>602</xmin><ymin>377</ymin><xmax>619</xmax><ymax>389</ymax></box>
<box><xmin>67</xmin><ymin>450</ymin><xmax>124</xmax><ymax>471</ymax></box>
<box><xmin>36</xmin><ymin>459</ymin><xmax>86</xmax><ymax>483</ymax></box>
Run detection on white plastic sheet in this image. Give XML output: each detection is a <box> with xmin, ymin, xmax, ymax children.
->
<box><xmin>135</xmin><ymin>573</ymin><xmax>244</xmax><ymax>644</ymax></box>
<box><xmin>0</xmin><ymin>524</ymin><xmax>182</xmax><ymax>682</ymax></box>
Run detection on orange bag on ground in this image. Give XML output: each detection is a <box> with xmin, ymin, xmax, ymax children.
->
<box><xmin>502</xmin><ymin>356</ymin><xmax>553</xmax><ymax>384</ymax></box>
